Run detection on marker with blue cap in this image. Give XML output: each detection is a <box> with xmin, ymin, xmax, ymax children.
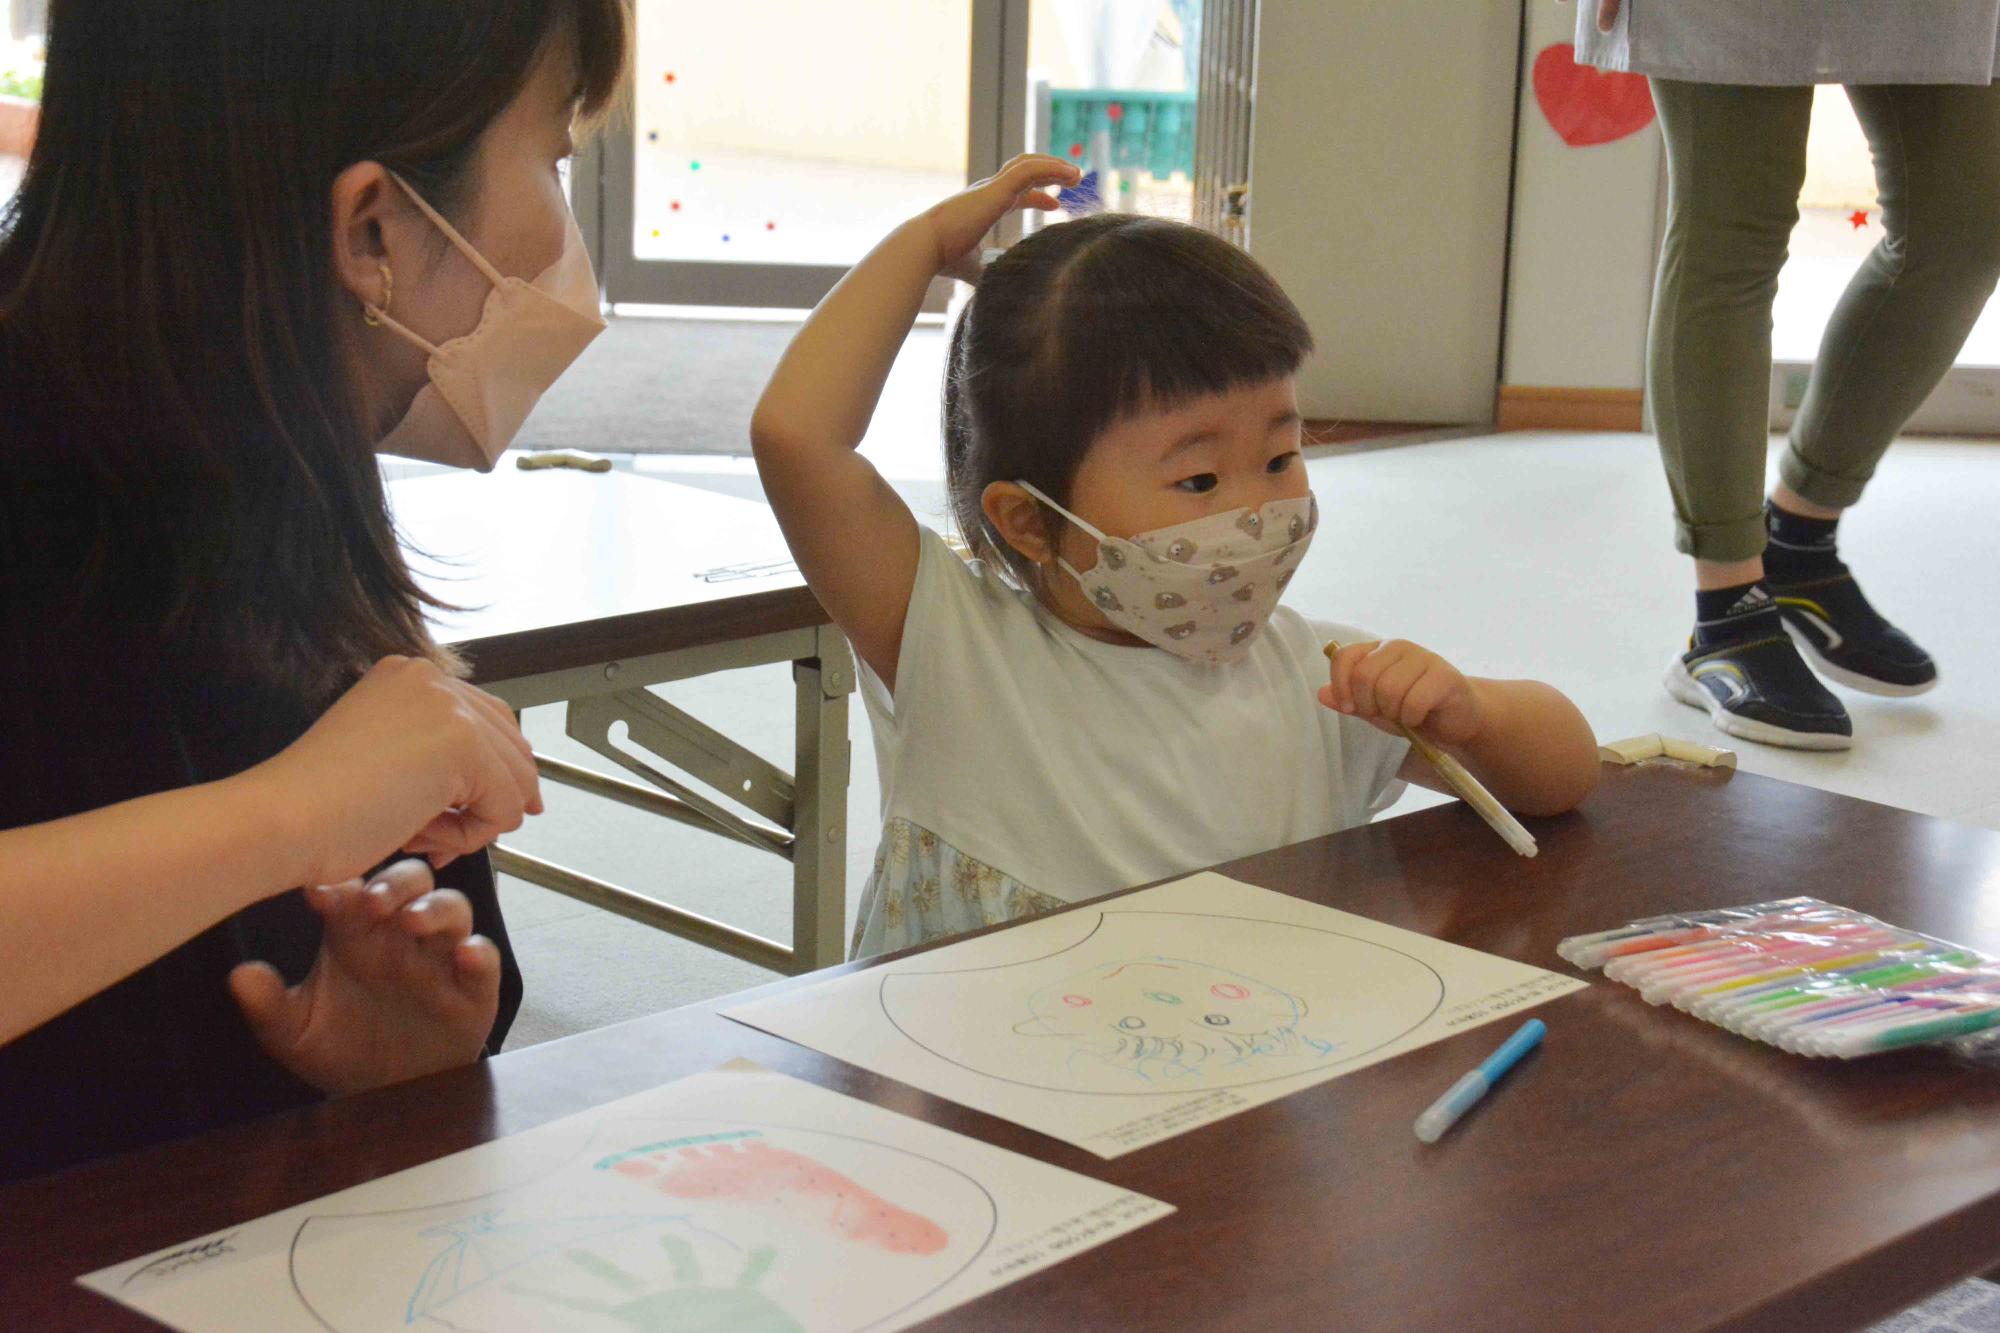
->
<box><xmin>1414</xmin><ymin>1018</ymin><xmax>1545</xmax><ymax>1143</ymax></box>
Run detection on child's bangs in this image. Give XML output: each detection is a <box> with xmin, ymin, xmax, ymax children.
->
<box><xmin>1046</xmin><ymin>218</ymin><xmax>1315</xmax><ymax>440</ymax></box>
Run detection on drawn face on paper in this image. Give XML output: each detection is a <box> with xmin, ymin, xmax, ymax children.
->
<box><xmin>879</xmin><ymin>910</ymin><xmax>1448</xmax><ymax>1095</ymax></box>
<box><xmin>1013</xmin><ymin>957</ymin><xmax>1335</xmax><ymax>1082</ymax></box>
<box><xmin>1024</xmin><ymin>959</ymin><xmax>1301</xmax><ymax>1042</ymax></box>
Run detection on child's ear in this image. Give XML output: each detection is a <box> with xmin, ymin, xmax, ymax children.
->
<box><xmin>981</xmin><ymin>482</ymin><xmax>1056</xmax><ymax>566</ymax></box>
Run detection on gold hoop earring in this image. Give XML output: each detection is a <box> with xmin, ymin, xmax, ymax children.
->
<box><xmin>361</xmin><ymin>262</ymin><xmax>393</xmax><ymax>326</ymax></box>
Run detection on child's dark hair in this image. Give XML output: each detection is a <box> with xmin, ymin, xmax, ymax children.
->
<box><xmin>944</xmin><ymin>214</ymin><xmax>1314</xmax><ymax>584</ymax></box>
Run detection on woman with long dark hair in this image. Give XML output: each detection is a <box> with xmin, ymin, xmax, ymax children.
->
<box><xmin>0</xmin><ymin>0</ymin><xmax>629</xmax><ymax>1180</ymax></box>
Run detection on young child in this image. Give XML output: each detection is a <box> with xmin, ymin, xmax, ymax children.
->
<box><xmin>752</xmin><ymin>156</ymin><xmax>1600</xmax><ymax>958</ymax></box>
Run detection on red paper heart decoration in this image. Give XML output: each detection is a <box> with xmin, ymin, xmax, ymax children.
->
<box><xmin>1533</xmin><ymin>43</ymin><xmax>1656</xmax><ymax>147</ymax></box>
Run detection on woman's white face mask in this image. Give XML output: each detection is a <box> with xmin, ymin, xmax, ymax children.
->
<box><xmin>366</xmin><ymin>171</ymin><xmax>605</xmax><ymax>471</ymax></box>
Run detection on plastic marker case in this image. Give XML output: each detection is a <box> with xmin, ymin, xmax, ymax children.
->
<box><xmin>1558</xmin><ymin>897</ymin><xmax>2000</xmax><ymax>1059</ymax></box>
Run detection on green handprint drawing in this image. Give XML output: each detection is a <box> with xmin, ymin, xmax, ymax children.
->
<box><xmin>506</xmin><ymin>1234</ymin><xmax>801</xmax><ymax>1333</ymax></box>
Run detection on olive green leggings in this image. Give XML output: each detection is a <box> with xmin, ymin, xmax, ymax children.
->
<box><xmin>1648</xmin><ymin>77</ymin><xmax>2000</xmax><ymax>560</ymax></box>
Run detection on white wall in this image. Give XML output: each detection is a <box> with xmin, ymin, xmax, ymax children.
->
<box><xmin>1499</xmin><ymin>0</ymin><xmax>1661</xmax><ymax>392</ymax></box>
<box><xmin>1247</xmin><ymin>1</ymin><xmax>1522</xmax><ymax>424</ymax></box>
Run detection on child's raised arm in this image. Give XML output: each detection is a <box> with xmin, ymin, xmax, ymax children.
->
<box><xmin>750</xmin><ymin>155</ymin><xmax>1078</xmax><ymax>692</ymax></box>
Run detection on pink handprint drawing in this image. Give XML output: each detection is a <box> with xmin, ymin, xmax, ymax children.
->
<box><xmin>610</xmin><ymin>1139</ymin><xmax>948</xmax><ymax>1256</ymax></box>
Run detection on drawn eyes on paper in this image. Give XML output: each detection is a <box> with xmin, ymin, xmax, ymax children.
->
<box><xmin>1202</xmin><ymin>1014</ymin><xmax>1230</xmax><ymax>1026</ymax></box>
<box><xmin>1210</xmin><ymin>982</ymin><xmax>1251</xmax><ymax>1000</ymax></box>
<box><xmin>1143</xmin><ymin>991</ymin><xmax>1182</xmax><ymax>1006</ymax></box>
<box><xmin>1117</xmin><ymin>1016</ymin><xmax>1147</xmax><ymax>1031</ymax></box>
<box><xmin>1061</xmin><ymin>994</ymin><xmax>1092</xmax><ymax>1008</ymax></box>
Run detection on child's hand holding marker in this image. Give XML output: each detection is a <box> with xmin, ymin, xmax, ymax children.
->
<box><xmin>1321</xmin><ymin>638</ymin><xmax>1602</xmax><ymax>851</ymax></box>
<box><xmin>1320</xmin><ymin>638</ymin><xmax>1486</xmax><ymax>746</ymax></box>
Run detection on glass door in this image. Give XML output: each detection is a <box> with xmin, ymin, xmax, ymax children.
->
<box><xmin>0</xmin><ymin>0</ymin><xmax>43</xmax><ymax>213</ymax></box>
<box><xmin>1024</xmin><ymin>0</ymin><xmax>1203</xmax><ymax>229</ymax></box>
<box><xmin>592</xmin><ymin>0</ymin><xmax>1024</xmax><ymax>310</ymax></box>
<box><xmin>1771</xmin><ymin>86</ymin><xmax>2000</xmax><ymax>435</ymax></box>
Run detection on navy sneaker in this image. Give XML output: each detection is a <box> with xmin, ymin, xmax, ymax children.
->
<box><xmin>1769</xmin><ymin>573</ymin><xmax>1938</xmax><ymax>697</ymax></box>
<box><xmin>1664</xmin><ymin>634</ymin><xmax>1853</xmax><ymax>751</ymax></box>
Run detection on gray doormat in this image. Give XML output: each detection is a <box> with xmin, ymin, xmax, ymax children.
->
<box><xmin>519</xmin><ymin>315</ymin><xmax>801</xmax><ymax>457</ymax></box>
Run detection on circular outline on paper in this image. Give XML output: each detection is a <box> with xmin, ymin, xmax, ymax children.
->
<box><xmin>285</xmin><ymin>1116</ymin><xmax>1000</xmax><ymax>1333</ymax></box>
<box><xmin>878</xmin><ymin>911</ymin><xmax>1446</xmax><ymax>1095</ymax></box>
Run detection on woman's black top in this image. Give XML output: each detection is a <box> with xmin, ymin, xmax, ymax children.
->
<box><xmin>0</xmin><ymin>388</ymin><xmax>523</xmax><ymax>1184</ymax></box>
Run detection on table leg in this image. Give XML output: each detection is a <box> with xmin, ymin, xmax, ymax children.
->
<box><xmin>791</xmin><ymin>624</ymin><xmax>855</xmax><ymax>970</ymax></box>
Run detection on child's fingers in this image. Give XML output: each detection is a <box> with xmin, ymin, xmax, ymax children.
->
<box><xmin>1350</xmin><ymin>641</ymin><xmax>1413</xmax><ymax>718</ymax></box>
<box><xmin>1399</xmin><ymin>666</ymin><xmax>1458</xmax><ymax>732</ymax></box>
<box><xmin>1327</xmin><ymin>640</ymin><xmax>1380</xmax><ymax>713</ymax></box>
<box><xmin>991</xmin><ymin>154</ymin><xmax>1082</xmax><ymax>195</ymax></box>
<box><xmin>1371</xmin><ymin>653</ymin><xmax>1432</xmax><ymax>726</ymax></box>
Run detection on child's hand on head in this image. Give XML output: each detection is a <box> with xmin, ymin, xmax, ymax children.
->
<box><xmin>923</xmin><ymin>154</ymin><xmax>1081</xmax><ymax>283</ymax></box>
<box><xmin>1320</xmin><ymin>640</ymin><xmax>1488</xmax><ymax>747</ymax></box>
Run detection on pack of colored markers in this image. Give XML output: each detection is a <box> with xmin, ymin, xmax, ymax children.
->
<box><xmin>1558</xmin><ymin>897</ymin><xmax>2000</xmax><ymax>1059</ymax></box>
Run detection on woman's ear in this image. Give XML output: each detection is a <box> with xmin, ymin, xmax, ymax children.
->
<box><xmin>328</xmin><ymin>161</ymin><xmax>397</xmax><ymax>312</ymax></box>
<box><xmin>981</xmin><ymin>481</ymin><xmax>1057</xmax><ymax>567</ymax></box>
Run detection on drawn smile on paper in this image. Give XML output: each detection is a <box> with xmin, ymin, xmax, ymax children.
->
<box><xmin>1013</xmin><ymin>958</ymin><xmax>1339</xmax><ymax>1083</ymax></box>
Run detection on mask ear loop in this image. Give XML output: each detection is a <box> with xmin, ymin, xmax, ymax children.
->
<box><xmin>361</xmin><ymin>169</ymin><xmax>513</xmax><ymax>357</ymax></box>
<box><xmin>1016</xmin><ymin>480</ymin><xmax>1113</xmax><ymax>547</ymax></box>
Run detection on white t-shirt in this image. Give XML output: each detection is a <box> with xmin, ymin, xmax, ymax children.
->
<box><xmin>857</xmin><ymin>528</ymin><xmax>1410</xmax><ymax>911</ymax></box>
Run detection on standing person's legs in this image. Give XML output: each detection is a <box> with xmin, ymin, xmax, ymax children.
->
<box><xmin>1765</xmin><ymin>81</ymin><xmax>2000</xmax><ymax>694</ymax></box>
<box><xmin>1648</xmin><ymin>79</ymin><xmax>1851</xmax><ymax>749</ymax></box>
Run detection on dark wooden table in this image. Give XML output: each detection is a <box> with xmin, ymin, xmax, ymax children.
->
<box><xmin>10</xmin><ymin>763</ymin><xmax>2000</xmax><ymax>1332</ymax></box>
<box><xmin>390</xmin><ymin>465</ymin><xmax>854</xmax><ymax>973</ymax></box>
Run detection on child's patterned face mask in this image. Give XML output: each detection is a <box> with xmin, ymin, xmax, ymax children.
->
<box><xmin>1017</xmin><ymin>482</ymin><xmax>1318</xmax><ymax>664</ymax></box>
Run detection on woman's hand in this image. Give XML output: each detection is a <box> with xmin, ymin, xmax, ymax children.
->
<box><xmin>1321</xmin><ymin>639</ymin><xmax>1489</xmax><ymax>748</ymax></box>
<box><xmin>228</xmin><ymin>859</ymin><xmax>500</xmax><ymax>1097</ymax></box>
<box><xmin>250</xmin><ymin>655</ymin><xmax>543</xmax><ymax>886</ymax></box>
<box><xmin>922</xmin><ymin>154</ymin><xmax>1080</xmax><ymax>282</ymax></box>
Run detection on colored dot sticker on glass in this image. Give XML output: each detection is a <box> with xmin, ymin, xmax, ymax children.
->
<box><xmin>664</xmin><ymin>71</ymin><xmax>677</xmax><ymax>84</ymax></box>
<box><xmin>1107</xmin><ymin>102</ymin><xmax>1124</xmax><ymax>121</ymax></box>
<box><xmin>766</xmin><ymin>221</ymin><xmax>776</xmax><ymax>231</ymax></box>
<box><xmin>690</xmin><ymin>160</ymin><xmax>702</xmax><ymax>171</ymax></box>
<box><xmin>1068</xmin><ymin>142</ymin><xmax>1084</xmax><ymax>158</ymax></box>
<box><xmin>646</xmin><ymin>130</ymin><xmax>659</xmax><ymax>143</ymax></box>
<box><xmin>670</xmin><ymin>201</ymin><xmax>682</xmax><ymax>211</ymax></box>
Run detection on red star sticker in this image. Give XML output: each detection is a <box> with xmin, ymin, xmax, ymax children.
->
<box><xmin>1849</xmin><ymin>209</ymin><xmax>1869</xmax><ymax>229</ymax></box>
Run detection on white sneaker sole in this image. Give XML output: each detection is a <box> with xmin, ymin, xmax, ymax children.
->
<box><xmin>1663</xmin><ymin>658</ymin><xmax>1854</xmax><ymax>752</ymax></box>
<box><xmin>1782</xmin><ymin>621</ymin><xmax>1939</xmax><ymax>698</ymax></box>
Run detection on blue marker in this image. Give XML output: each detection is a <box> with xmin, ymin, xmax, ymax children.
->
<box><xmin>1413</xmin><ymin>1019</ymin><xmax>1545</xmax><ymax>1143</ymax></box>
